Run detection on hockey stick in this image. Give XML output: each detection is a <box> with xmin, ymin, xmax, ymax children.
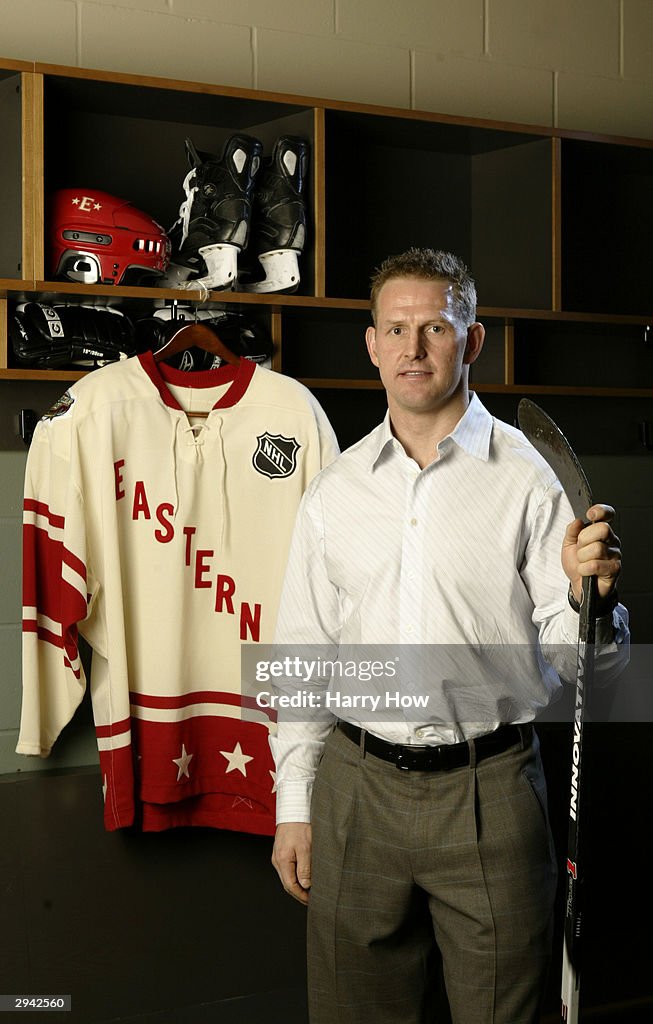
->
<box><xmin>517</xmin><ymin>399</ymin><xmax>598</xmax><ymax>1024</ymax></box>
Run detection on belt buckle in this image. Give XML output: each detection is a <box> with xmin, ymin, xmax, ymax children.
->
<box><xmin>395</xmin><ymin>746</ymin><xmax>439</xmax><ymax>771</ymax></box>
<box><xmin>395</xmin><ymin>749</ymin><xmax>412</xmax><ymax>770</ymax></box>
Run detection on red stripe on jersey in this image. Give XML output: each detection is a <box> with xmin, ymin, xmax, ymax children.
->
<box><xmin>96</xmin><ymin>717</ymin><xmax>131</xmax><ymax>738</ymax></box>
<box><xmin>23</xmin><ymin>498</ymin><xmax>65</xmax><ymax>530</ymax></box>
<box><xmin>241</xmin><ymin>693</ymin><xmax>276</xmax><ymax>717</ymax></box>
<box><xmin>128</xmin><ymin>690</ymin><xmax>276</xmax><ymax>722</ymax></box>
<box><xmin>23</xmin><ymin>523</ymin><xmax>57</xmax><ymax>611</ymax></box>
<box><xmin>63</xmin><ymin>656</ymin><xmax>82</xmax><ymax>680</ymax></box>
<box><xmin>23</xmin><ymin>515</ymin><xmax>87</xmax><ymax>673</ymax></box>
<box><xmin>128</xmin><ymin>691</ymin><xmax>273</xmax><ymax>716</ymax></box>
<box><xmin>24</xmin><ymin>619</ymin><xmax>82</xmax><ymax>677</ymax></box>
<box><xmin>129</xmin><ymin>690</ymin><xmax>246</xmax><ymax>709</ymax></box>
<box><xmin>23</xmin><ymin>524</ymin><xmax>87</xmax><ymax>611</ymax></box>
<box><xmin>62</xmin><ymin>545</ymin><xmax>87</xmax><ymax>584</ymax></box>
<box><xmin>23</xmin><ymin>503</ymin><xmax>87</xmax><ymax>587</ymax></box>
<box><xmin>23</xmin><ymin>522</ymin><xmax>87</xmax><ymax>607</ymax></box>
<box><xmin>38</xmin><ymin>626</ymin><xmax>63</xmax><ymax>647</ymax></box>
<box><xmin>23</xmin><ymin>618</ymin><xmax>62</xmax><ymax>646</ymax></box>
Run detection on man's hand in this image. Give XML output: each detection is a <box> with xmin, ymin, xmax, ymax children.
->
<box><xmin>272</xmin><ymin>822</ymin><xmax>312</xmax><ymax>906</ymax></box>
<box><xmin>562</xmin><ymin>503</ymin><xmax>622</xmax><ymax>603</ymax></box>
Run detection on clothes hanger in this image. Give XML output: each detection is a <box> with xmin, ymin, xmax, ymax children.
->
<box><xmin>154</xmin><ymin>319</ymin><xmax>240</xmax><ymax>418</ymax></box>
<box><xmin>154</xmin><ymin>320</ymin><xmax>240</xmax><ymax>366</ymax></box>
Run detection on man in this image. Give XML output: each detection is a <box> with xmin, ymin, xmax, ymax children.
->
<box><xmin>270</xmin><ymin>249</ymin><xmax>628</xmax><ymax>1023</ymax></box>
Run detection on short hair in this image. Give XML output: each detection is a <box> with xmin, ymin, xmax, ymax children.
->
<box><xmin>369</xmin><ymin>248</ymin><xmax>477</xmax><ymax>328</ymax></box>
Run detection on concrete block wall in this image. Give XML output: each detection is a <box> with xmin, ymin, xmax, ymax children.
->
<box><xmin>0</xmin><ymin>0</ymin><xmax>651</xmax><ymax>137</ymax></box>
<box><xmin>0</xmin><ymin>453</ymin><xmax>26</xmax><ymax>772</ymax></box>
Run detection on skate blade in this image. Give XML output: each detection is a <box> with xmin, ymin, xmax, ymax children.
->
<box><xmin>242</xmin><ymin>248</ymin><xmax>301</xmax><ymax>293</ymax></box>
<box><xmin>158</xmin><ymin>261</ymin><xmax>196</xmax><ymax>289</ymax></box>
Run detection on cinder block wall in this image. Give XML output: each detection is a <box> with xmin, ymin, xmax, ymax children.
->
<box><xmin>0</xmin><ymin>453</ymin><xmax>25</xmax><ymax>770</ymax></box>
<box><xmin>0</xmin><ymin>0</ymin><xmax>651</xmax><ymax>137</ymax></box>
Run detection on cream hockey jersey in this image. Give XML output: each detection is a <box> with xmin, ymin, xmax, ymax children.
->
<box><xmin>18</xmin><ymin>352</ymin><xmax>339</xmax><ymax>834</ymax></box>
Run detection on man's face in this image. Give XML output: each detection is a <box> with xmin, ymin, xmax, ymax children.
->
<box><xmin>365</xmin><ymin>276</ymin><xmax>484</xmax><ymax>418</ymax></box>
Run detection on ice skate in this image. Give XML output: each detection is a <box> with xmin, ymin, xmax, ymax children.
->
<box><xmin>241</xmin><ymin>136</ymin><xmax>309</xmax><ymax>293</ymax></box>
<box><xmin>163</xmin><ymin>134</ymin><xmax>262</xmax><ymax>292</ymax></box>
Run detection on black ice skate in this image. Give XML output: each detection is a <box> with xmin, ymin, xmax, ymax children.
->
<box><xmin>241</xmin><ymin>135</ymin><xmax>310</xmax><ymax>293</ymax></box>
<box><xmin>164</xmin><ymin>134</ymin><xmax>262</xmax><ymax>292</ymax></box>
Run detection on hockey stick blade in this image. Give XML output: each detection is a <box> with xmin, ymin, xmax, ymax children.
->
<box><xmin>517</xmin><ymin>400</ymin><xmax>592</xmax><ymax>520</ymax></box>
<box><xmin>517</xmin><ymin>399</ymin><xmax>598</xmax><ymax>1024</ymax></box>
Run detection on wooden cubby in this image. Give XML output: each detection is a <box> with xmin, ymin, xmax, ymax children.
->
<box><xmin>39</xmin><ymin>71</ymin><xmax>318</xmax><ymax>296</ymax></box>
<box><xmin>561</xmin><ymin>137</ymin><xmax>653</xmax><ymax>316</ymax></box>
<box><xmin>324</xmin><ymin>110</ymin><xmax>553</xmax><ymax>309</ymax></box>
<box><xmin>0</xmin><ymin>57</ymin><xmax>651</xmax><ymax>421</ymax></box>
<box><xmin>0</xmin><ymin>59</ymin><xmax>36</xmax><ymax>288</ymax></box>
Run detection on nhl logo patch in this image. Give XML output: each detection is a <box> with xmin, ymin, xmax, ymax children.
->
<box><xmin>252</xmin><ymin>433</ymin><xmax>300</xmax><ymax>479</ymax></box>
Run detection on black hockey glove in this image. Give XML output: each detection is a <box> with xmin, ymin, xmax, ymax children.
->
<box><xmin>10</xmin><ymin>302</ymin><xmax>136</xmax><ymax>369</ymax></box>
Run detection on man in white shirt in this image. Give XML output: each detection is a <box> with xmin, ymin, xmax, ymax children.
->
<box><xmin>270</xmin><ymin>248</ymin><xmax>627</xmax><ymax>1023</ymax></box>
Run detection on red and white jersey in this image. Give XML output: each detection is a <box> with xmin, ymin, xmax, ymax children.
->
<box><xmin>18</xmin><ymin>352</ymin><xmax>339</xmax><ymax>834</ymax></box>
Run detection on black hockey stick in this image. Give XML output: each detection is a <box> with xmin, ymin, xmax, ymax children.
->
<box><xmin>518</xmin><ymin>399</ymin><xmax>598</xmax><ymax>1024</ymax></box>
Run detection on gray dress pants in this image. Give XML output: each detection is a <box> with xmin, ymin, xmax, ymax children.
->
<box><xmin>307</xmin><ymin>725</ymin><xmax>558</xmax><ymax>1024</ymax></box>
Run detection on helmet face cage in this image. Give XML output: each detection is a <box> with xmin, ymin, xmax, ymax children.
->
<box><xmin>50</xmin><ymin>190</ymin><xmax>170</xmax><ymax>285</ymax></box>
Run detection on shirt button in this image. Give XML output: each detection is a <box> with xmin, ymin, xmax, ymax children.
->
<box><xmin>415</xmin><ymin>727</ymin><xmax>425</xmax><ymax>738</ymax></box>
<box><xmin>410</xmin><ymin>517</ymin><xmax>418</xmax><ymax>526</ymax></box>
<box><xmin>404</xmin><ymin>625</ymin><xmax>414</xmax><ymax>635</ymax></box>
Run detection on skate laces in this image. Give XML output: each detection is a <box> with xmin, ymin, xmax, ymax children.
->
<box><xmin>176</xmin><ymin>168</ymin><xmax>198</xmax><ymax>247</ymax></box>
<box><xmin>174</xmin><ymin>167</ymin><xmax>212</xmax><ymax>298</ymax></box>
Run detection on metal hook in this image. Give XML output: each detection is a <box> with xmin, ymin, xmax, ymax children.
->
<box><xmin>18</xmin><ymin>409</ymin><xmax>38</xmax><ymax>446</ymax></box>
<box><xmin>639</xmin><ymin>421</ymin><xmax>653</xmax><ymax>451</ymax></box>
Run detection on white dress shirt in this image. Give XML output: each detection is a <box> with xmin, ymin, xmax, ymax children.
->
<box><xmin>270</xmin><ymin>394</ymin><xmax>629</xmax><ymax>822</ymax></box>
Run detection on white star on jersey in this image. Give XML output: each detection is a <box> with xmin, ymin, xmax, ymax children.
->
<box><xmin>220</xmin><ymin>742</ymin><xmax>253</xmax><ymax>776</ymax></box>
<box><xmin>173</xmin><ymin>744</ymin><xmax>193</xmax><ymax>781</ymax></box>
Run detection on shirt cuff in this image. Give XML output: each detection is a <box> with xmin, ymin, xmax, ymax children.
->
<box><xmin>595</xmin><ymin>611</ymin><xmax>618</xmax><ymax>645</ymax></box>
<box><xmin>275</xmin><ymin>779</ymin><xmax>314</xmax><ymax>824</ymax></box>
<box><xmin>563</xmin><ymin>595</ymin><xmax>622</xmax><ymax>645</ymax></box>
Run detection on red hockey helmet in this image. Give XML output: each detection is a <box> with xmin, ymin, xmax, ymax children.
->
<box><xmin>49</xmin><ymin>189</ymin><xmax>171</xmax><ymax>286</ymax></box>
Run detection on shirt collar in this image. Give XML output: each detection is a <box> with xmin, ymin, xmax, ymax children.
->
<box><xmin>368</xmin><ymin>415</ymin><xmax>396</xmax><ymax>470</ymax></box>
<box><xmin>369</xmin><ymin>392</ymin><xmax>492</xmax><ymax>471</ymax></box>
<box><xmin>445</xmin><ymin>392</ymin><xmax>492</xmax><ymax>461</ymax></box>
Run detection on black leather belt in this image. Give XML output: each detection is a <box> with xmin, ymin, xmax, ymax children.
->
<box><xmin>337</xmin><ymin>720</ymin><xmax>530</xmax><ymax>771</ymax></box>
